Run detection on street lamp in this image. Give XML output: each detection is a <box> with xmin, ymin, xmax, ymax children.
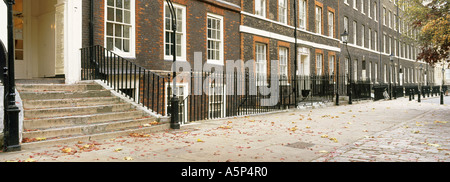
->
<box><xmin>389</xmin><ymin>55</ymin><xmax>393</xmax><ymax>99</ymax></box>
<box><xmin>165</xmin><ymin>0</ymin><xmax>180</xmax><ymax>130</ymax></box>
<box><xmin>341</xmin><ymin>30</ymin><xmax>352</xmax><ymax>105</ymax></box>
<box><xmin>2</xmin><ymin>0</ymin><xmax>21</xmax><ymax>152</ymax></box>
<box><xmin>442</xmin><ymin>65</ymin><xmax>445</xmax><ymax>105</ymax></box>
<box><xmin>418</xmin><ymin>64</ymin><xmax>423</xmax><ymax>102</ymax></box>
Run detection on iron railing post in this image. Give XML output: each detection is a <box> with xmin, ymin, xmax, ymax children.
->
<box><xmin>3</xmin><ymin>0</ymin><xmax>21</xmax><ymax>152</ymax></box>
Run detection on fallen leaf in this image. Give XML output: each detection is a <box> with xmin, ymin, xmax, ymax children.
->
<box><xmin>24</xmin><ymin>158</ymin><xmax>36</xmax><ymax>162</ymax></box>
<box><xmin>197</xmin><ymin>139</ymin><xmax>205</xmax><ymax>143</ymax></box>
<box><xmin>321</xmin><ymin>135</ymin><xmax>329</xmax><ymax>138</ymax></box>
<box><xmin>413</xmin><ymin>131</ymin><xmax>420</xmax><ymax>134</ymax></box>
<box><xmin>115</xmin><ymin>148</ymin><xmax>123</xmax><ymax>152</ymax></box>
<box><xmin>61</xmin><ymin>148</ymin><xmax>73</xmax><ymax>153</ymax></box>
<box><xmin>434</xmin><ymin>121</ymin><xmax>448</xmax><ymax>124</ymax></box>
<box><xmin>289</xmin><ymin>127</ymin><xmax>298</xmax><ymax>132</ymax></box>
<box><xmin>124</xmin><ymin>157</ymin><xmax>133</xmax><ymax>161</ymax></box>
<box><xmin>319</xmin><ymin>150</ymin><xmax>328</xmax><ymax>153</ymax></box>
<box><xmin>329</xmin><ymin>137</ymin><xmax>338</xmax><ymax>143</ymax></box>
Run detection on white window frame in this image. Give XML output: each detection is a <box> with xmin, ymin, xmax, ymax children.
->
<box><xmin>353</xmin><ymin>21</ymin><xmax>357</xmax><ymax>45</ymax></box>
<box><xmin>329</xmin><ymin>55</ymin><xmax>335</xmax><ymax>76</ymax></box>
<box><xmin>361</xmin><ymin>25</ymin><xmax>365</xmax><ymax>47</ymax></box>
<box><xmin>279</xmin><ymin>47</ymin><xmax>289</xmax><ymax>84</ymax></box>
<box><xmin>316</xmin><ymin>53</ymin><xmax>323</xmax><ymax>76</ymax></box>
<box><xmin>255</xmin><ymin>0</ymin><xmax>266</xmax><ymax>18</ymax></box>
<box><xmin>105</xmin><ymin>0</ymin><xmax>136</xmax><ymax>58</ymax></box>
<box><xmin>388</xmin><ymin>10</ymin><xmax>392</xmax><ymax>28</ymax></box>
<box><xmin>368</xmin><ymin>28</ymin><xmax>372</xmax><ymax>50</ymax></box>
<box><xmin>278</xmin><ymin>0</ymin><xmax>288</xmax><ymax>24</ymax></box>
<box><xmin>375</xmin><ymin>63</ymin><xmax>378</xmax><ymax>83</ymax></box>
<box><xmin>373</xmin><ymin>2</ymin><xmax>377</xmax><ymax>22</ymax></box>
<box><xmin>343</xmin><ymin>16</ymin><xmax>349</xmax><ymax>32</ymax></box>
<box><xmin>315</xmin><ymin>5</ymin><xmax>322</xmax><ymax>34</ymax></box>
<box><xmin>328</xmin><ymin>11</ymin><xmax>334</xmax><ymax>38</ymax></box>
<box><xmin>354</xmin><ymin>59</ymin><xmax>358</xmax><ymax>81</ymax></box>
<box><xmin>361</xmin><ymin>0</ymin><xmax>365</xmax><ymax>14</ymax></box>
<box><xmin>299</xmin><ymin>0</ymin><xmax>307</xmax><ymax>30</ymax></box>
<box><xmin>206</xmin><ymin>13</ymin><xmax>224</xmax><ymax>65</ymax></box>
<box><xmin>368</xmin><ymin>0</ymin><xmax>372</xmax><ymax>18</ymax></box>
<box><xmin>163</xmin><ymin>2</ymin><xmax>187</xmax><ymax>61</ymax></box>
<box><xmin>353</xmin><ymin>0</ymin><xmax>358</xmax><ymax>10</ymax></box>
<box><xmin>255</xmin><ymin>43</ymin><xmax>268</xmax><ymax>86</ymax></box>
<box><xmin>374</xmin><ymin>31</ymin><xmax>378</xmax><ymax>51</ymax></box>
<box><xmin>383</xmin><ymin>7</ymin><xmax>386</xmax><ymax>25</ymax></box>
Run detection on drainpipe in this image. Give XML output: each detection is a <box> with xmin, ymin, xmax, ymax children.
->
<box><xmin>294</xmin><ymin>0</ymin><xmax>298</xmax><ymax>108</ymax></box>
<box><xmin>89</xmin><ymin>0</ymin><xmax>94</xmax><ymax>47</ymax></box>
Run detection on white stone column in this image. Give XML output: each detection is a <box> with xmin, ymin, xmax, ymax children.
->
<box><xmin>62</xmin><ymin>0</ymin><xmax>82</xmax><ymax>84</ymax></box>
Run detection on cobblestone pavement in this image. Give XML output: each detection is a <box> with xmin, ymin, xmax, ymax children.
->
<box><xmin>0</xmin><ymin>97</ymin><xmax>449</xmax><ymax>162</ymax></box>
<box><xmin>314</xmin><ymin>99</ymin><xmax>450</xmax><ymax>162</ymax></box>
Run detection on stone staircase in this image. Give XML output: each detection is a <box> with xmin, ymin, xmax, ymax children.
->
<box><xmin>17</xmin><ymin>82</ymin><xmax>170</xmax><ymax>149</ymax></box>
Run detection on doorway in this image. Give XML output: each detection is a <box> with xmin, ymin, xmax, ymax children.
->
<box><xmin>13</xmin><ymin>0</ymin><xmax>61</xmax><ymax>80</ymax></box>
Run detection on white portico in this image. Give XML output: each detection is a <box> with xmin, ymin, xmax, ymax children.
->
<box><xmin>0</xmin><ymin>0</ymin><xmax>82</xmax><ymax>84</ymax></box>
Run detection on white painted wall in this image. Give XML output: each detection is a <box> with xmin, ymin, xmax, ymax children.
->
<box><xmin>0</xmin><ymin>3</ymin><xmax>7</xmax><ymax>50</ymax></box>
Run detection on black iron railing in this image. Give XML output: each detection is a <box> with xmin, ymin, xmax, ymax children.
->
<box><xmin>81</xmin><ymin>45</ymin><xmax>168</xmax><ymax>116</ymax></box>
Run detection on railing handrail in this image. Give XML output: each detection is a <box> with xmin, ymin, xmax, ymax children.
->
<box><xmin>81</xmin><ymin>45</ymin><xmax>169</xmax><ymax>116</ymax></box>
<box><xmin>83</xmin><ymin>45</ymin><xmax>166</xmax><ymax>78</ymax></box>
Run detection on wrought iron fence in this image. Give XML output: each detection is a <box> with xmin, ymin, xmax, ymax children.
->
<box><xmin>81</xmin><ymin>45</ymin><xmax>169</xmax><ymax>116</ymax></box>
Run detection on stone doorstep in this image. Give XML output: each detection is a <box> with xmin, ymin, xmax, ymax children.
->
<box><xmin>20</xmin><ymin>123</ymin><xmax>171</xmax><ymax>150</ymax></box>
<box><xmin>16</xmin><ymin>84</ymin><xmax>104</xmax><ymax>92</ymax></box>
<box><xmin>24</xmin><ymin>103</ymin><xmax>133</xmax><ymax>119</ymax></box>
<box><xmin>19</xmin><ymin>90</ymin><xmax>113</xmax><ymax>100</ymax></box>
<box><xmin>23</xmin><ymin>97</ymin><xmax>121</xmax><ymax>109</ymax></box>
<box><xmin>22</xmin><ymin>117</ymin><xmax>157</xmax><ymax>139</ymax></box>
<box><xmin>24</xmin><ymin>110</ymin><xmax>147</xmax><ymax>130</ymax></box>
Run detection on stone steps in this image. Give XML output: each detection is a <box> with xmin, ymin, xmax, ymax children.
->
<box><xmin>17</xmin><ymin>82</ymin><xmax>168</xmax><ymax>149</ymax></box>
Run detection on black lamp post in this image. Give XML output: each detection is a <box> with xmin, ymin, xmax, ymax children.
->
<box><xmin>2</xmin><ymin>0</ymin><xmax>21</xmax><ymax>152</ymax></box>
<box><xmin>341</xmin><ymin>30</ymin><xmax>352</xmax><ymax>105</ymax></box>
<box><xmin>418</xmin><ymin>64</ymin><xmax>422</xmax><ymax>103</ymax></box>
<box><xmin>441</xmin><ymin>65</ymin><xmax>445</xmax><ymax>105</ymax></box>
<box><xmin>165</xmin><ymin>0</ymin><xmax>180</xmax><ymax>130</ymax></box>
<box><xmin>389</xmin><ymin>54</ymin><xmax>394</xmax><ymax>100</ymax></box>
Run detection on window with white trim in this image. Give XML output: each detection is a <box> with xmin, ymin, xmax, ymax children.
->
<box><xmin>368</xmin><ymin>28</ymin><xmax>372</xmax><ymax>50</ymax></box>
<box><xmin>375</xmin><ymin>63</ymin><xmax>378</xmax><ymax>83</ymax></box>
<box><xmin>164</xmin><ymin>3</ymin><xmax>186</xmax><ymax>61</ymax></box>
<box><xmin>316</xmin><ymin>54</ymin><xmax>323</xmax><ymax>76</ymax></box>
<box><xmin>279</xmin><ymin>47</ymin><xmax>289</xmax><ymax>81</ymax></box>
<box><xmin>361</xmin><ymin>25</ymin><xmax>365</xmax><ymax>47</ymax></box>
<box><xmin>329</xmin><ymin>55</ymin><xmax>335</xmax><ymax>75</ymax></box>
<box><xmin>353</xmin><ymin>0</ymin><xmax>357</xmax><ymax>10</ymax></box>
<box><xmin>315</xmin><ymin>5</ymin><xmax>322</xmax><ymax>34</ymax></box>
<box><xmin>207</xmin><ymin>14</ymin><xmax>224</xmax><ymax>65</ymax></box>
<box><xmin>374</xmin><ymin>31</ymin><xmax>377</xmax><ymax>51</ymax></box>
<box><xmin>299</xmin><ymin>0</ymin><xmax>307</xmax><ymax>29</ymax></box>
<box><xmin>353</xmin><ymin>21</ymin><xmax>357</xmax><ymax>44</ymax></box>
<box><xmin>373</xmin><ymin>2</ymin><xmax>377</xmax><ymax>21</ymax></box>
<box><xmin>354</xmin><ymin>59</ymin><xmax>358</xmax><ymax>81</ymax></box>
<box><xmin>255</xmin><ymin>43</ymin><xmax>267</xmax><ymax>86</ymax></box>
<box><xmin>255</xmin><ymin>0</ymin><xmax>266</xmax><ymax>17</ymax></box>
<box><xmin>343</xmin><ymin>16</ymin><xmax>349</xmax><ymax>32</ymax></box>
<box><xmin>328</xmin><ymin>11</ymin><xmax>334</xmax><ymax>38</ymax></box>
<box><xmin>106</xmin><ymin>0</ymin><xmax>135</xmax><ymax>57</ymax></box>
<box><xmin>361</xmin><ymin>0</ymin><xmax>364</xmax><ymax>14</ymax></box>
<box><xmin>368</xmin><ymin>0</ymin><xmax>371</xmax><ymax>18</ymax></box>
<box><xmin>278</xmin><ymin>0</ymin><xmax>288</xmax><ymax>24</ymax></box>
<box><xmin>383</xmin><ymin>7</ymin><xmax>386</xmax><ymax>25</ymax></box>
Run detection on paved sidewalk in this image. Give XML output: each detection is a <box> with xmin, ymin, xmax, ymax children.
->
<box><xmin>0</xmin><ymin>98</ymin><xmax>448</xmax><ymax>162</ymax></box>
